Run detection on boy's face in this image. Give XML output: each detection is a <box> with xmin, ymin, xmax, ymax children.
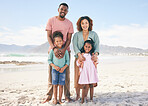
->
<box><xmin>84</xmin><ymin>43</ymin><xmax>92</xmax><ymax>53</ymax></box>
<box><xmin>54</xmin><ymin>37</ymin><xmax>63</xmax><ymax>48</ymax></box>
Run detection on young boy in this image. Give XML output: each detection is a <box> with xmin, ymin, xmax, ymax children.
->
<box><xmin>48</xmin><ymin>31</ymin><xmax>69</xmax><ymax>104</ymax></box>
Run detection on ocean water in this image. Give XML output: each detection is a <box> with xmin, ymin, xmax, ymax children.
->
<box><xmin>0</xmin><ymin>53</ymin><xmax>48</xmax><ymax>62</ymax></box>
<box><xmin>0</xmin><ymin>53</ymin><xmax>48</xmax><ymax>73</ymax></box>
<box><xmin>0</xmin><ymin>53</ymin><xmax>148</xmax><ymax>73</ymax></box>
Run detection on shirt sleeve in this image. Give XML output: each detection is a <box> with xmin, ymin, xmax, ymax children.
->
<box><xmin>48</xmin><ymin>49</ymin><xmax>53</xmax><ymax>65</ymax></box>
<box><xmin>65</xmin><ymin>50</ymin><xmax>70</xmax><ymax>66</ymax></box>
<box><xmin>45</xmin><ymin>18</ymin><xmax>52</xmax><ymax>31</ymax></box>
<box><xmin>72</xmin><ymin>33</ymin><xmax>81</xmax><ymax>56</ymax></box>
<box><xmin>68</xmin><ymin>22</ymin><xmax>74</xmax><ymax>34</ymax></box>
<box><xmin>94</xmin><ymin>32</ymin><xmax>100</xmax><ymax>54</ymax></box>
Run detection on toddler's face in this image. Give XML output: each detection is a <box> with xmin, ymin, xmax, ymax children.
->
<box><xmin>54</xmin><ymin>37</ymin><xmax>63</xmax><ymax>48</ymax></box>
<box><xmin>84</xmin><ymin>43</ymin><xmax>92</xmax><ymax>53</ymax></box>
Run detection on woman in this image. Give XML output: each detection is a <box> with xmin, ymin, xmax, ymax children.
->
<box><xmin>72</xmin><ymin>16</ymin><xmax>100</xmax><ymax>100</ymax></box>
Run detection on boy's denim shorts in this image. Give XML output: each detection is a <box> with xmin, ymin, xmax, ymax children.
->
<box><xmin>52</xmin><ymin>69</ymin><xmax>66</xmax><ymax>85</ymax></box>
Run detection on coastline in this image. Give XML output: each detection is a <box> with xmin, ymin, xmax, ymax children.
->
<box><xmin>0</xmin><ymin>55</ymin><xmax>148</xmax><ymax>105</ymax></box>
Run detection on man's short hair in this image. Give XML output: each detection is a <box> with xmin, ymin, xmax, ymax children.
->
<box><xmin>59</xmin><ymin>3</ymin><xmax>69</xmax><ymax>9</ymax></box>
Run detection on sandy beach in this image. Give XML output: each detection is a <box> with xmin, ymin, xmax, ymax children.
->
<box><xmin>0</xmin><ymin>55</ymin><xmax>148</xmax><ymax>106</ymax></box>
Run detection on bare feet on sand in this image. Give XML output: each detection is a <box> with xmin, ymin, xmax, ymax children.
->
<box><xmin>59</xmin><ymin>100</ymin><xmax>64</xmax><ymax>104</ymax></box>
<box><xmin>75</xmin><ymin>95</ymin><xmax>80</xmax><ymax>101</ymax></box>
<box><xmin>52</xmin><ymin>100</ymin><xmax>57</xmax><ymax>105</ymax></box>
<box><xmin>42</xmin><ymin>96</ymin><xmax>52</xmax><ymax>104</ymax></box>
<box><xmin>81</xmin><ymin>99</ymin><xmax>84</xmax><ymax>104</ymax></box>
<box><xmin>65</xmin><ymin>97</ymin><xmax>74</xmax><ymax>102</ymax></box>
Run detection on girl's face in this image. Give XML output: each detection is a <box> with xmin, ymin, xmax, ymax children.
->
<box><xmin>54</xmin><ymin>37</ymin><xmax>63</xmax><ymax>48</ymax></box>
<box><xmin>84</xmin><ymin>43</ymin><xmax>92</xmax><ymax>53</ymax></box>
<box><xmin>81</xmin><ymin>19</ymin><xmax>89</xmax><ymax>31</ymax></box>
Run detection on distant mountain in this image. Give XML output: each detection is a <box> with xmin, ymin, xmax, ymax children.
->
<box><xmin>100</xmin><ymin>45</ymin><xmax>148</xmax><ymax>54</ymax></box>
<box><xmin>0</xmin><ymin>43</ymin><xmax>148</xmax><ymax>55</ymax></box>
<box><xmin>30</xmin><ymin>42</ymin><xmax>49</xmax><ymax>53</ymax></box>
<box><xmin>0</xmin><ymin>44</ymin><xmax>37</xmax><ymax>53</ymax></box>
<box><xmin>30</xmin><ymin>42</ymin><xmax>148</xmax><ymax>55</ymax></box>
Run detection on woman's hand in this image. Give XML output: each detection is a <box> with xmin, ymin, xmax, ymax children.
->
<box><xmin>78</xmin><ymin>53</ymin><xmax>85</xmax><ymax>61</ymax></box>
<box><xmin>91</xmin><ymin>53</ymin><xmax>98</xmax><ymax>62</ymax></box>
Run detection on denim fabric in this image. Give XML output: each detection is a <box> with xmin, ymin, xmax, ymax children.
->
<box><xmin>52</xmin><ymin>69</ymin><xmax>66</xmax><ymax>85</ymax></box>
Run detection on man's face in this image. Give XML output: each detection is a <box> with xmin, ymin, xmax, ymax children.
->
<box><xmin>58</xmin><ymin>5</ymin><xmax>68</xmax><ymax>18</ymax></box>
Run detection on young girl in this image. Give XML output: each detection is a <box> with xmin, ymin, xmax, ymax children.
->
<box><xmin>76</xmin><ymin>38</ymin><xmax>99</xmax><ymax>104</ymax></box>
<box><xmin>48</xmin><ymin>31</ymin><xmax>69</xmax><ymax>104</ymax></box>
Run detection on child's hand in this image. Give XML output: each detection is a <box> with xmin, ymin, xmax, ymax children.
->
<box><xmin>54</xmin><ymin>66</ymin><xmax>61</xmax><ymax>71</ymax></box>
<box><xmin>59</xmin><ymin>67</ymin><xmax>65</xmax><ymax>73</ymax></box>
<box><xmin>77</xmin><ymin>60</ymin><xmax>84</xmax><ymax>68</ymax></box>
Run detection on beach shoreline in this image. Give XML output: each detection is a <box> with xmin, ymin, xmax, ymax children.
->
<box><xmin>0</xmin><ymin>55</ymin><xmax>148</xmax><ymax>105</ymax></box>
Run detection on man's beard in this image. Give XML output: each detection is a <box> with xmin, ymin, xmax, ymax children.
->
<box><xmin>60</xmin><ymin>15</ymin><xmax>65</xmax><ymax>18</ymax></box>
<box><xmin>59</xmin><ymin>13</ymin><xmax>65</xmax><ymax>18</ymax></box>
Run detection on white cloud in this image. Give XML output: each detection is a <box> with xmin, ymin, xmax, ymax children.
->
<box><xmin>0</xmin><ymin>26</ymin><xmax>12</xmax><ymax>32</ymax></box>
<box><xmin>1</xmin><ymin>24</ymin><xmax>148</xmax><ymax>49</ymax></box>
<box><xmin>97</xmin><ymin>24</ymin><xmax>148</xmax><ymax>49</ymax></box>
<box><xmin>0</xmin><ymin>26</ymin><xmax>47</xmax><ymax>46</ymax></box>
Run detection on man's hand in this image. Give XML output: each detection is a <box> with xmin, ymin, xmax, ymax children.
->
<box><xmin>53</xmin><ymin>48</ymin><xmax>62</xmax><ymax>59</ymax></box>
<box><xmin>59</xmin><ymin>49</ymin><xmax>66</xmax><ymax>58</ymax></box>
<box><xmin>59</xmin><ymin>67</ymin><xmax>65</xmax><ymax>73</ymax></box>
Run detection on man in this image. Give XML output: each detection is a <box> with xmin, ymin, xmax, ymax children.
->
<box><xmin>44</xmin><ymin>3</ymin><xmax>74</xmax><ymax>103</ymax></box>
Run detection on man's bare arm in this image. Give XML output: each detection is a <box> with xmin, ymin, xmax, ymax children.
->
<box><xmin>63</xmin><ymin>33</ymin><xmax>72</xmax><ymax>51</ymax></box>
<box><xmin>59</xmin><ymin>33</ymin><xmax>72</xmax><ymax>58</ymax></box>
<box><xmin>47</xmin><ymin>30</ymin><xmax>61</xmax><ymax>58</ymax></box>
<box><xmin>47</xmin><ymin>30</ymin><xmax>54</xmax><ymax>49</ymax></box>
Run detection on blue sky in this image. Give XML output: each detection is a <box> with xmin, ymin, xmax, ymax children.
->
<box><xmin>0</xmin><ymin>0</ymin><xmax>148</xmax><ymax>49</ymax></box>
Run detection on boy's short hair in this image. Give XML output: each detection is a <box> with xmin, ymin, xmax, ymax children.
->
<box><xmin>53</xmin><ymin>31</ymin><xmax>63</xmax><ymax>41</ymax></box>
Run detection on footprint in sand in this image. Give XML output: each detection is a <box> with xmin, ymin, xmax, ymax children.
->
<box><xmin>0</xmin><ymin>90</ymin><xmax>4</xmax><ymax>92</ymax></box>
<box><xmin>18</xmin><ymin>96</ymin><xmax>29</xmax><ymax>104</ymax></box>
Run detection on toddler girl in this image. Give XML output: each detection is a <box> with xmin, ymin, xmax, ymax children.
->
<box><xmin>76</xmin><ymin>38</ymin><xmax>99</xmax><ymax>104</ymax></box>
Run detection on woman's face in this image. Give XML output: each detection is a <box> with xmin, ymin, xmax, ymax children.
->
<box><xmin>81</xmin><ymin>19</ymin><xmax>89</xmax><ymax>31</ymax></box>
